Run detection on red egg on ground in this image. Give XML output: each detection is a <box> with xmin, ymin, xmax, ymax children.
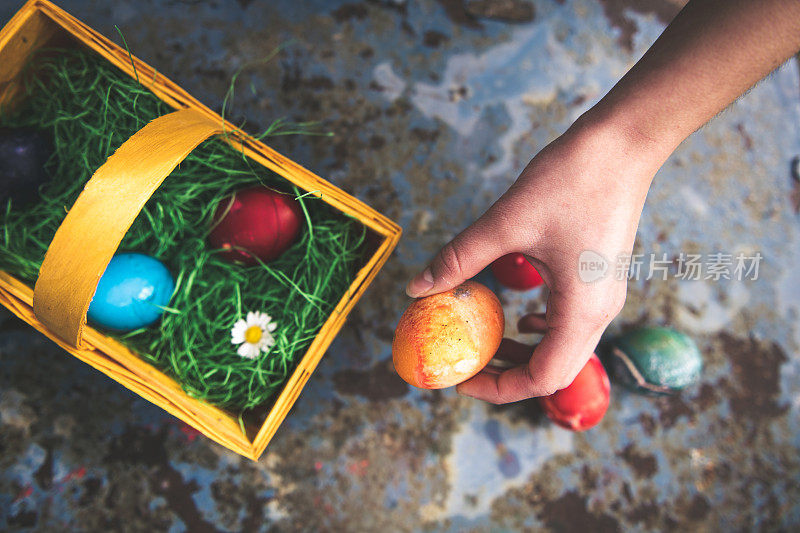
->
<box><xmin>208</xmin><ymin>186</ymin><xmax>302</xmax><ymax>265</ymax></box>
<box><xmin>491</xmin><ymin>253</ymin><xmax>543</xmax><ymax>290</ymax></box>
<box><xmin>538</xmin><ymin>353</ymin><xmax>610</xmax><ymax>431</ymax></box>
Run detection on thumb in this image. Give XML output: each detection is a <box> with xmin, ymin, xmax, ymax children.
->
<box><xmin>406</xmin><ymin>209</ymin><xmax>516</xmax><ymax>298</ymax></box>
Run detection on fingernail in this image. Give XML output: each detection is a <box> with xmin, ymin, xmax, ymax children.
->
<box><xmin>406</xmin><ymin>267</ymin><xmax>434</xmax><ymax>298</ymax></box>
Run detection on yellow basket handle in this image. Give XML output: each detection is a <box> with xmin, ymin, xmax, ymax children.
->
<box><xmin>33</xmin><ymin>108</ymin><xmax>224</xmax><ymax>348</ymax></box>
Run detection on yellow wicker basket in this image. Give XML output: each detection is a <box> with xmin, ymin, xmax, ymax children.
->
<box><xmin>0</xmin><ymin>0</ymin><xmax>401</xmax><ymax>460</ymax></box>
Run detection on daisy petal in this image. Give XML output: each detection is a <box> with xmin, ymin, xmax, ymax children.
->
<box><xmin>238</xmin><ymin>342</ymin><xmax>259</xmax><ymax>359</ymax></box>
<box><xmin>230</xmin><ymin>320</ymin><xmax>248</xmax><ymax>344</ymax></box>
<box><xmin>254</xmin><ymin>315</ymin><xmax>270</xmax><ymax>330</ymax></box>
<box><xmin>258</xmin><ymin>334</ymin><xmax>275</xmax><ymax>352</ymax></box>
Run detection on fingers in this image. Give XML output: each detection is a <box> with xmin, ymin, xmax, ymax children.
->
<box><xmin>518</xmin><ymin>312</ymin><xmax>547</xmax><ymax>334</ymax></box>
<box><xmin>486</xmin><ymin>312</ymin><xmax>544</xmax><ymax>371</ymax></box>
<box><xmin>487</xmin><ymin>315</ymin><xmax>544</xmax><ymax>368</ymax></box>
<box><xmin>406</xmin><ymin>207</ymin><xmax>520</xmax><ymax>298</ymax></box>
<box><xmin>458</xmin><ymin>285</ymin><xmax>624</xmax><ymax>403</ymax></box>
<box><xmin>460</xmin><ymin>320</ymin><xmax>540</xmax><ymax>402</ymax></box>
<box><xmin>455</xmin><ymin>326</ymin><xmax>599</xmax><ymax>403</ymax></box>
<box><xmin>525</xmin><ymin>320</ymin><xmax>602</xmax><ymax>396</ymax></box>
<box><xmin>491</xmin><ymin>338</ymin><xmax>534</xmax><ymax>366</ymax></box>
<box><xmin>456</xmin><ymin>364</ymin><xmax>538</xmax><ymax>404</ymax></box>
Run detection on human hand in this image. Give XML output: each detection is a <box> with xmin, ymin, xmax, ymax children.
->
<box><xmin>405</xmin><ymin>116</ymin><xmax>669</xmax><ymax>403</ymax></box>
<box><xmin>405</xmin><ymin>0</ymin><xmax>800</xmax><ymax>403</ymax></box>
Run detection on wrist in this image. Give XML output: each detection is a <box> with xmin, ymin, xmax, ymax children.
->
<box><xmin>572</xmin><ymin>99</ymin><xmax>683</xmax><ymax>167</ymax></box>
<box><xmin>543</xmin><ymin>102</ymin><xmax>675</xmax><ymax>202</ymax></box>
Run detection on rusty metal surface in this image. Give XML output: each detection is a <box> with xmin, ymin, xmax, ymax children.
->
<box><xmin>1</xmin><ymin>0</ymin><xmax>799</xmax><ymax>531</ymax></box>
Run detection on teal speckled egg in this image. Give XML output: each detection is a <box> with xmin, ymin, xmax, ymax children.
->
<box><xmin>610</xmin><ymin>327</ymin><xmax>702</xmax><ymax>394</ymax></box>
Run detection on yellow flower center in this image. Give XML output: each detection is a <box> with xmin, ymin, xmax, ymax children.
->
<box><xmin>245</xmin><ymin>325</ymin><xmax>263</xmax><ymax>344</ymax></box>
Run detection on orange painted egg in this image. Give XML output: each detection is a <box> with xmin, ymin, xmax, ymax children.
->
<box><xmin>392</xmin><ymin>281</ymin><xmax>504</xmax><ymax>389</ymax></box>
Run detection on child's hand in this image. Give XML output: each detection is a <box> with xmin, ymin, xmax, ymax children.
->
<box><xmin>405</xmin><ymin>0</ymin><xmax>800</xmax><ymax>403</ymax></box>
<box><xmin>406</xmin><ymin>117</ymin><xmax>665</xmax><ymax>403</ymax></box>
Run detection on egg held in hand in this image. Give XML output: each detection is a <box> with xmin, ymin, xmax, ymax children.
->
<box><xmin>207</xmin><ymin>186</ymin><xmax>303</xmax><ymax>265</ymax></box>
<box><xmin>392</xmin><ymin>281</ymin><xmax>504</xmax><ymax>389</ymax></box>
<box><xmin>538</xmin><ymin>353</ymin><xmax>610</xmax><ymax>431</ymax></box>
<box><xmin>87</xmin><ymin>253</ymin><xmax>175</xmax><ymax>331</ymax></box>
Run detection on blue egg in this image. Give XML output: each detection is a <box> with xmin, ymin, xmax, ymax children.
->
<box><xmin>88</xmin><ymin>253</ymin><xmax>175</xmax><ymax>331</ymax></box>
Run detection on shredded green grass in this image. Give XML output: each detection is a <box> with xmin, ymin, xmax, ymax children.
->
<box><xmin>0</xmin><ymin>49</ymin><xmax>366</xmax><ymax>412</ymax></box>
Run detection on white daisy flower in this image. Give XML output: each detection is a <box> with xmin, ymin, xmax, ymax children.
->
<box><xmin>230</xmin><ymin>311</ymin><xmax>278</xmax><ymax>359</ymax></box>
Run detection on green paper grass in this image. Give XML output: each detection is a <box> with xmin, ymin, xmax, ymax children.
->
<box><xmin>0</xmin><ymin>49</ymin><xmax>366</xmax><ymax>412</ymax></box>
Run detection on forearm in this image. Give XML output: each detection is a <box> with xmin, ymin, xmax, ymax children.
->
<box><xmin>588</xmin><ymin>0</ymin><xmax>800</xmax><ymax>159</ymax></box>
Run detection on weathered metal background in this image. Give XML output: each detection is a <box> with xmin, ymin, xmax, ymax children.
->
<box><xmin>1</xmin><ymin>0</ymin><xmax>799</xmax><ymax>530</ymax></box>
